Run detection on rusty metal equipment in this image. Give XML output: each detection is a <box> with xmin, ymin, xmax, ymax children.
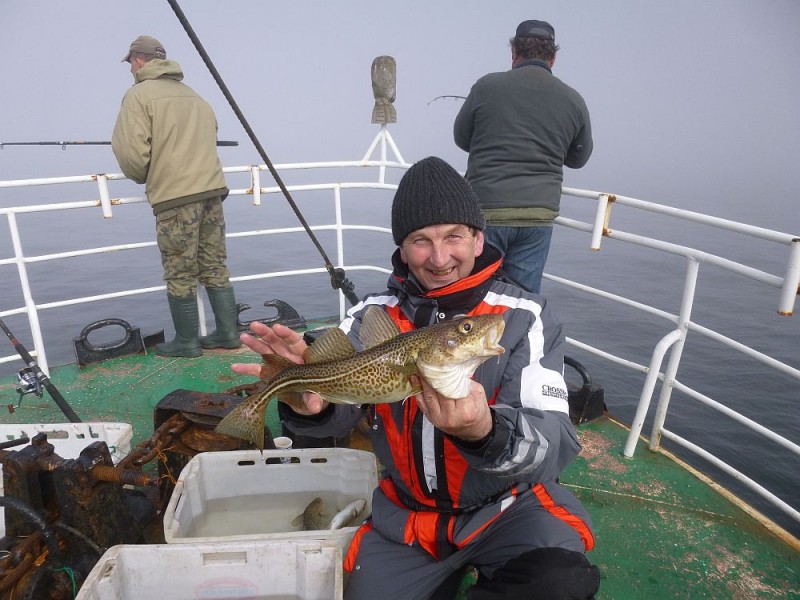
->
<box><xmin>152</xmin><ymin>389</ymin><xmax>275</xmax><ymax>505</ymax></box>
<box><xmin>0</xmin><ymin>388</ymin><xmax>270</xmax><ymax>599</ymax></box>
<box><xmin>0</xmin><ymin>434</ymin><xmax>158</xmax><ymax>598</ymax></box>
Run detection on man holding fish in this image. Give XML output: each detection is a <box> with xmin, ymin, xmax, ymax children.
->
<box><xmin>227</xmin><ymin>156</ymin><xmax>600</xmax><ymax>599</ymax></box>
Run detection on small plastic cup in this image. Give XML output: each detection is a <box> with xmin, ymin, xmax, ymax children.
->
<box><xmin>273</xmin><ymin>436</ymin><xmax>293</xmax><ymax>462</ymax></box>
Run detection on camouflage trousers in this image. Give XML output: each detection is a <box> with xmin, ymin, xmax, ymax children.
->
<box><xmin>155</xmin><ymin>197</ymin><xmax>231</xmax><ymax>298</ymax></box>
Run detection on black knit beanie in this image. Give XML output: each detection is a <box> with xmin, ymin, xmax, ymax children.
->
<box><xmin>391</xmin><ymin>156</ymin><xmax>485</xmax><ymax>245</ymax></box>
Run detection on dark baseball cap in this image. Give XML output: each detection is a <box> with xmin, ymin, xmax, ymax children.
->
<box><xmin>515</xmin><ymin>20</ymin><xmax>555</xmax><ymax>41</ymax></box>
<box><xmin>122</xmin><ymin>35</ymin><xmax>166</xmax><ymax>62</ymax></box>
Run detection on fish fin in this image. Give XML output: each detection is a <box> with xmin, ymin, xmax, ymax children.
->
<box><xmin>418</xmin><ymin>359</ymin><xmax>477</xmax><ymax>399</ymax></box>
<box><xmin>214</xmin><ymin>392</ymin><xmax>271</xmax><ymax>451</ymax></box>
<box><xmin>276</xmin><ymin>391</ymin><xmax>306</xmax><ymax>413</ymax></box>
<box><xmin>359</xmin><ymin>305</ymin><xmax>401</xmax><ymax>349</ymax></box>
<box><xmin>304</xmin><ymin>327</ymin><xmax>356</xmax><ymax>364</ymax></box>
<box><xmin>259</xmin><ymin>354</ymin><xmax>296</xmax><ymax>380</ymax></box>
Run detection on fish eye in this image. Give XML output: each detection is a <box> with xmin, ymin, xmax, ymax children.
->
<box><xmin>461</xmin><ymin>321</ymin><xmax>473</xmax><ymax>333</ymax></box>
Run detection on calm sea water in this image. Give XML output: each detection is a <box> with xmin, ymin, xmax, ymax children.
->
<box><xmin>1</xmin><ymin>180</ymin><xmax>798</xmax><ymax>537</ymax></box>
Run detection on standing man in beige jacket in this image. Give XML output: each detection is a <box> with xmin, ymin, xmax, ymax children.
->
<box><xmin>112</xmin><ymin>35</ymin><xmax>240</xmax><ymax>358</ymax></box>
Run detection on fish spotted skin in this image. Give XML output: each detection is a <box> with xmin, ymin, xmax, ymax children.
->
<box><xmin>215</xmin><ymin>305</ymin><xmax>505</xmax><ymax>450</ymax></box>
<box><xmin>292</xmin><ymin>497</ymin><xmax>368</xmax><ymax>531</ymax></box>
<box><xmin>292</xmin><ymin>497</ymin><xmax>328</xmax><ymax>531</ymax></box>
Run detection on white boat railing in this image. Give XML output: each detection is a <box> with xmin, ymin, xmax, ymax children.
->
<box><xmin>552</xmin><ymin>188</ymin><xmax>800</xmax><ymax>527</ymax></box>
<box><xmin>1</xmin><ymin>127</ymin><xmax>799</xmax><ymax>530</ymax></box>
<box><xmin>0</xmin><ymin>127</ymin><xmax>408</xmax><ymax>374</ymax></box>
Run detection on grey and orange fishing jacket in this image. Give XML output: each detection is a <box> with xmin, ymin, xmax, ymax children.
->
<box><xmin>279</xmin><ymin>243</ymin><xmax>594</xmax><ymax>559</ymax></box>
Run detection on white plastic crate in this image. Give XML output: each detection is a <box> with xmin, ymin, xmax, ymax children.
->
<box><xmin>76</xmin><ymin>540</ymin><xmax>343</xmax><ymax>600</ymax></box>
<box><xmin>163</xmin><ymin>448</ymin><xmax>378</xmax><ymax>553</ymax></box>
<box><xmin>1</xmin><ymin>422</ymin><xmax>132</xmax><ymax>538</ymax></box>
<box><xmin>0</xmin><ymin>423</ymin><xmax>132</xmax><ymax>463</ymax></box>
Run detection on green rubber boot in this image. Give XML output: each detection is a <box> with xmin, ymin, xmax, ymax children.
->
<box><xmin>200</xmin><ymin>286</ymin><xmax>243</xmax><ymax>349</ymax></box>
<box><xmin>155</xmin><ymin>295</ymin><xmax>203</xmax><ymax>358</ymax></box>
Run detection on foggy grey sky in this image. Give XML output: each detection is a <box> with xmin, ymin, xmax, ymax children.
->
<box><xmin>2</xmin><ymin>0</ymin><xmax>799</xmax><ymax>231</ymax></box>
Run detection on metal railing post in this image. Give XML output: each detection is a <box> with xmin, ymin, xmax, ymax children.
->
<box><xmin>623</xmin><ymin>328</ymin><xmax>682</xmax><ymax>458</ymax></box>
<box><xmin>8</xmin><ymin>213</ymin><xmax>49</xmax><ymax>374</ymax></box>
<box><xmin>590</xmin><ymin>193</ymin><xmax>611</xmax><ymax>251</ymax></box>
<box><xmin>379</xmin><ymin>126</ymin><xmax>387</xmax><ymax>184</ymax></box>
<box><xmin>96</xmin><ymin>174</ymin><xmax>113</xmax><ymax>218</ymax></box>
<box><xmin>333</xmin><ymin>185</ymin><xmax>347</xmax><ymax>321</ymax></box>
<box><xmin>778</xmin><ymin>237</ymin><xmax>800</xmax><ymax>316</ymax></box>
<box><xmin>251</xmin><ymin>166</ymin><xmax>261</xmax><ymax>206</ymax></box>
<box><xmin>649</xmin><ymin>257</ymin><xmax>700</xmax><ymax>450</ymax></box>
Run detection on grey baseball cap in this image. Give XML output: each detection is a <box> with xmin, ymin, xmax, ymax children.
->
<box><xmin>122</xmin><ymin>35</ymin><xmax>166</xmax><ymax>62</ymax></box>
<box><xmin>515</xmin><ymin>20</ymin><xmax>555</xmax><ymax>41</ymax></box>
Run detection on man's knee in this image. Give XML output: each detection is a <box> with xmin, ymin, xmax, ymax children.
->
<box><xmin>469</xmin><ymin>548</ymin><xmax>600</xmax><ymax>599</ymax></box>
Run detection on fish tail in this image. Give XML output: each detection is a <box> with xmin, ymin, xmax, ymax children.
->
<box><xmin>215</xmin><ymin>394</ymin><xmax>271</xmax><ymax>451</ymax></box>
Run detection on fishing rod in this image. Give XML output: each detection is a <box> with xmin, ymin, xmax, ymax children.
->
<box><xmin>427</xmin><ymin>95</ymin><xmax>466</xmax><ymax>105</ymax></box>
<box><xmin>1</xmin><ymin>140</ymin><xmax>238</xmax><ymax>149</ymax></box>
<box><xmin>0</xmin><ymin>318</ymin><xmax>82</xmax><ymax>423</ymax></box>
<box><xmin>165</xmin><ymin>0</ymin><xmax>360</xmax><ymax>307</ymax></box>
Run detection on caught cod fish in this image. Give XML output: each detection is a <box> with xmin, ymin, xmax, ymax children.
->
<box><xmin>215</xmin><ymin>305</ymin><xmax>505</xmax><ymax>450</ymax></box>
<box><xmin>329</xmin><ymin>499</ymin><xmax>368</xmax><ymax>530</ymax></box>
<box><xmin>292</xmin><ymin>497</ymin><xmax>368</xmax><ymax>531</ymax></box>
<box><xmin>293</xmin><ymin>497</ymin><xmax>328</xmax><ymax>531</ymax></box>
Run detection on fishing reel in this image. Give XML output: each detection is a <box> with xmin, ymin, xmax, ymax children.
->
<box><xmin>15</xmin><ymin>366</ymin><xmax>43</xmax><ymax>403</ymax></box>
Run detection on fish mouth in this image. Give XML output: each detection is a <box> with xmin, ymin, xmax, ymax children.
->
<box><xmin>484</xmin><ymin>320</ymin><xmax>506</xmax><ymax>354</ymax></box>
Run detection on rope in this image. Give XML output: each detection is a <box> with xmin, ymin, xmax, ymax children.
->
<box><xmin>165</xmin><ymin>0</ymin><xmax>360</xmax><ymax>307</ymax></box>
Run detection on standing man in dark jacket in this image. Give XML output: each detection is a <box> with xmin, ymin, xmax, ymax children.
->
<box><xmin>454</xmin><ymin>20</ymin><xmax>593</xmax><ymax>294</ymax></box>
<box><xmin>112</xmin><ymin>35</ymin><xmax>241</xmax><ymax>358</ymax></box>
<box><xmin>231</xmin><ymin>157</ymin><xmax>600</xmax><ymax>599</ymax></box>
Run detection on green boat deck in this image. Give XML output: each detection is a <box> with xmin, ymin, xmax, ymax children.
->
<box><xmin>2</xmin><ymin>346</ymin><xmax>799</xmax><ymax>599</ymax></box>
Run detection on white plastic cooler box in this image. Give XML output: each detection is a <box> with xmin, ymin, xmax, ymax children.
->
<box><xmin>163</xmin><ymin>447</ymin><xmax>378</xmax><ymax>554</ymax></box>
<box><xmin>76</xmin><ymin>540</ymin><xmax>343</xmax><ymax>600</ymax></box>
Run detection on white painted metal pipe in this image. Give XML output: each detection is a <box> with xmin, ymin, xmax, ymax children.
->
<box><xmin>649</xmin><ymin>258</ymin><xmax>700</xmax><ymax>451</ymax></box>
<box><xmin>96</xmin><ymin>174</ymin><xmax>113</xmax><ymax>218</ymax></box>
<box><xmin>589</xmin><ymin>194</ymin><xmax>609</xmax><ymax>250</ymax></box>
<box><xmin>7</xmin><ymin>213</ymin><xmax>49</xmax><ymax>374</ymax></box>
<box><xmin>778</xmin><ymin>238</ymin><xmax>800</xmax><ymax>316</ymax></box>
<box><xmin>623</xmin><ymin>328</ymin><xmax>683</xmax><ymax>458</ymax></box>
<box><xmin>251</xmin><ymin>165</ymin><xmax>261</xmax><ymax>206</ymax></box>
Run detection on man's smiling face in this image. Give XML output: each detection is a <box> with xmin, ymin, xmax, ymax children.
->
<box><xmin>399</xmin><ymin>223</ymin><xmax>484</xmax><ymax>291</ymax></box>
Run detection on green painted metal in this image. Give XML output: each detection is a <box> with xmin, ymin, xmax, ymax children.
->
<box><xmin>1</xmin><ymin>347</ymin><xmax>799</xmax><ymax>599</ymax></box>
<box><xmin>1</xmin><ymin>345</ymin><xmax>284</xmax><ymax>438</ymax></box>
<box><xmin>564</xmin><ymin>420</ymin><xmax>800</xmax><ymax>599</ymax></box>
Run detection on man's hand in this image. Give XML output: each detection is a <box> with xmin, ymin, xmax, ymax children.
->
<box><xmin>231</xmin><ymin>322</ymin><xmax>308</xmax><ymax>377</ymax></box>
<box><xmin>412</xmin><ymin>375</ymin><xmax>493</xmax><ymax>441</ymax></box>
<box><xmin>231</xmin><ymin>321</ymin><xmax>328</xmax><ymax>416</ymax></box>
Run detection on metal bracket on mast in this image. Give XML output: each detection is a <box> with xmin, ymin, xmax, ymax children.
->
<box><xmin>362</xmin><ymin>126</ymin><xmax>407</xmax><ymax>184</ymax></box>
